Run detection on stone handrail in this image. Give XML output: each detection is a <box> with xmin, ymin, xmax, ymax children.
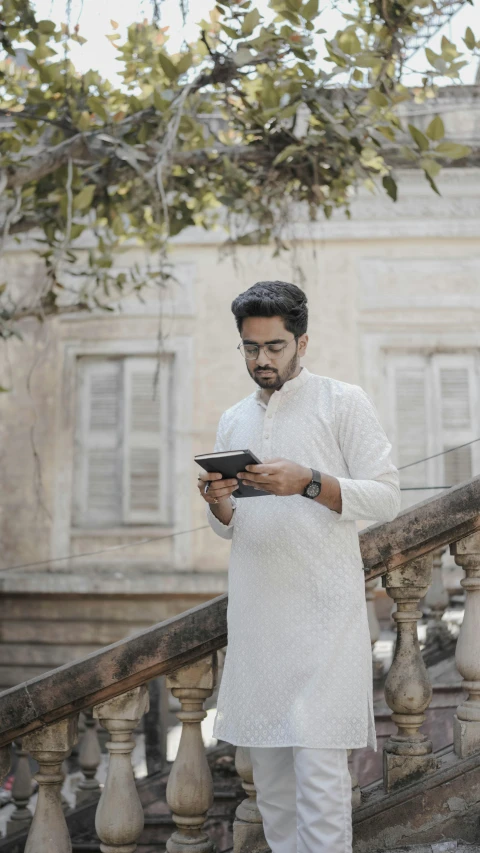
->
<box><xmin>0</xmin><ymin>474</ymin><xmax>479</xmax><ymax>749</ymax></box>
<box><xmin>1</xmin><ymin>474</ymin><xmax>480</xmax><ymax>852</ymax></box>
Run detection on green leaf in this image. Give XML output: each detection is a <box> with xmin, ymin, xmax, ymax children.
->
<box><xmin>368</xmin><ymin>90</ymin><xmax>388</xmax><ymax>107</ymax></box>
<box><xmin>70</xmin><ymin>223</ymin><xmax>85</xmax><ymax>239</ymax></box>
<box><xmin>464</xmin><ymin>27</ymin><xmax>476</xmax><ymax>50</ymax></box>
<box><xmin>440</xmin><ymin>36</ymin><xmax>458</xmax><ymax>61</ymax></box>
<box><xmin>420</xmin><ymin>158</ymin><xmax>441</xmax><ymax>179</ymax></box>
<box><xmin>77</xmin><ymin>111</ymin><xmax>92</xmax><ymax>132</ymax></box>
<box><xmin>153</xmin><ymin>90</ymin><xmax>169</xmax><ymax>111</ymax></box>
<box><xmin>400</xmin><ymin>145</ymin><xmax>417</xmax><ymax>162</ymax></box>
<box><xmin>376</xmin><ymin>125</ymin><xmax>395</xmax><ymax>141</ymax></box>
<box><xmin>425</xmin><ymin>47</ymin><xmax>446</xmax><ymax>71</ymax></box>
<box><xmin>273</xmin><ymin>144</ymin><xmax>301</xmax><ymax>165</ymax></box>
<box><xmin>176</xmin><ymin>52</ymin><xmax>193</xmax><ymax>75</ymax></box>
<box><xmin>242</xmin><ymin>8</ymin><xmax>261</xmax><ymax>36</ymax></box>
<box><xmin>435</xmin><ymin>141</ymin><xmax>471</xmax><ymax>159</ymax></box>
<box><xmin>37</xmin><ymin>19</ymin><xmax>56</xmax><ymax>34</ymax></box>
<box><xmin>408</xmin><ymin>124</ymin><xmax>429</xmax><ymax>151</ymax></box>
<box><xmin>221</xmin><ymin>24</ymin><xmax>239</xmax><ymax>39</ymax></box>
<box><xmin>234</xmin><ymin>47</ymin><xmax>255</xmax><ymax>66</ymax></box>
<box><xmin>302</xmin><ymin>0</ymin><xmax>319</xmax><ymax>19</ymax></box>
<box><xmin>158</xmin><ymin>53</ymin><xmax>178</xmax><ymax>80</ymax></box>
<box><xmin>338</xmin><ymin>30</ymin><xmax>361</xmax><ymax>54</ymax></box>
<box><xmin>74</xmin><ymin>185</ymin><xmax>96</xmax><ymax>211</ymax></box>
<box><xmin>424</xmin><ymin>171</ymin><xmax>441</xmax><ymax>196</ymax></box>
<box><xmin>426</xmin><ymin>116</ymin><xmax>444</xmax><ymax>141</ymax></box>
<box><xmin>382</xmin><ymin>175</ymin><xmax>397</xmax><ymax>201</ymax></box>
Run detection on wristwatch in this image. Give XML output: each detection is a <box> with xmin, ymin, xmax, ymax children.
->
<box><xmin>302</xmin><ymin>468</ymin><xmax>322</xmax><ymax>499</ymax></box>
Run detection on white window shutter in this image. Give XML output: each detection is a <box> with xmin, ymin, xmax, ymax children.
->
<box><xmin>74</xmin><ymin>359</ymin><xmax>123</xmax><ymax>527</ymax></box>
<box><xmin>388</xmin><ymin>354</ymin><xmax>429</xmax><ymax>488</ymax></box>
<box><xmin>122</xmin><ymin>357</ymin><xmax>171</xmax><ymax>524</ymax></box>
<box><xmin>433</xmin><ymin>355</ymin><xmax>477</xmax><ymax>487</ymax></box>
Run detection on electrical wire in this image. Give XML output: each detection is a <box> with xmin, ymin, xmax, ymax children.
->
<box><xmin>0</xmin><ymin>525</ymin><xmax>210</xmax><ymax>574</ymax></box>
<box><xmin>397</xmin><ymin>437</ymin><xmax>480</xmax><ymax>471</ymax></box>
<box><xmin>0</xmin><ymin>436</ymin><xmax>479</xmax><ymax>575</ymax></box>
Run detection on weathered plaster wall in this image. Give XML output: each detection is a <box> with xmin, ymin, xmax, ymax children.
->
<box><xmin>0</xmin><ymin>166</ymin><xmax>479</xmax><ymax>596</ymax></box>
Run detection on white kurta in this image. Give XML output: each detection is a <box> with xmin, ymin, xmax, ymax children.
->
<box><xmin>207</xmin><ymin>367</ymin><xmax>400</xmax><ymax>750</ymax></box>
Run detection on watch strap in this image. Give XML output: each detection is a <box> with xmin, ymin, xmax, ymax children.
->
<box><xmin>302</xmin><ymin>468</ymin><xmax>322</xmax><ymax>497</ymax></box>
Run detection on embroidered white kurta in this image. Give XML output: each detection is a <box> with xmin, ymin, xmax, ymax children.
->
<box><xmin>207</xmin><ymin>367</ymin><xmax>400</xmax><ymax>750</ymax></box>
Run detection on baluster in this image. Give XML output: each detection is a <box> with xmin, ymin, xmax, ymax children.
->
<box><xmin>166</xmin><ymin>654</ymin><xmax>217</xmax><ymax>853</ymax></box>
<box><xmin>93</xmin><ymin>686</ymin><xmax>149</xmax><ymax>853</ymax></box>
<box><xmin>450</xmin><ymin>532</ymin><xmax>480</xmax><ymax>758</ymax></box>
<box><xmin>347</xmin><ymin>749</ymin><xmax>361</xmax><ymax>808</ymax></box>
<box><xmin>76</xmin><ymin>710</ymin><xmax>102</xmax><ymax>804</ymax></box>
<box><xmin>365</xmin><ymin>578</ymin><xmax>383</xmax><ymax>681</ymax></box>
<box><xmin>233</xmin><ymin>746</ymin><xmax>266</xmax><ymax>852</ymax></box>
<box><xmin>424</xmin><ymin>547</ymin><xmax>451</xmax><ymax>656</ymax></box>
<box><xmin>383</xmin><ymin>555</ymin><xmax>437</xmax><ymax>792</ymax></box>
<box><xmin>23</xmin><ymin>717</ymin><xmax>78</xmax><ymax>853</ymax></box>
<box><xmin>7</xmin><ymin>740</ymin><xmax>34</xmax><ymax>834</ymax></box>
<box><xmin>0</xmin><ymin>745</ymin><xmax>11</xmax><ymax>785</ymax></box>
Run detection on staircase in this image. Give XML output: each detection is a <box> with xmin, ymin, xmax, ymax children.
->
<box><xmin>0</xmin><ymin>476</ymin><xmax>480</xmax><ymax>852</ymax></box>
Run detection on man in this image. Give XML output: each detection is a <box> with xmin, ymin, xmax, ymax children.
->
<box><xmin>197</xmin><ymin>280</ymin><xmax>400</xmax><ymax>853</ymax></box>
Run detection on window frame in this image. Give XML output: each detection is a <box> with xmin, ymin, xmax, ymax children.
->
<box><xmin>385</xmin><ymin>350</ymin><xmax>480</xmax><ymax>490</ymax></box>
<box><xmin>73</xmin><ymin>355</ymin><xmax>173</xmax><ymax>529</ymax></box>
<box><xmin>50</xmin><ymin>336</ymin><xmax>193</xmax><ymax>569</ymax></box>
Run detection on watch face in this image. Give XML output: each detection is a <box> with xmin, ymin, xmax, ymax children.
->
<box><xmin>306</xmin><ymin>482</ymin><xmax>321</xmax><ymax>498</ymax></box>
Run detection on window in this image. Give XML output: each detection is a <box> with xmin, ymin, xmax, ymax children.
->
<box><xmin>73</xmin><ymin>356</ymin><xmax>173</xmax><ymax>527</ymax></box>
<box><xmin>386</xmin><ymin>352</ymin><xmax>480</xmax><ymax>491</ymax></box>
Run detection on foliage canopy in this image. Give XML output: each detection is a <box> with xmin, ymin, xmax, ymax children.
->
<box><xmin>0</xmin><ymin>0</ymin><xmax>477</xmax><ymax>331</ymax></box>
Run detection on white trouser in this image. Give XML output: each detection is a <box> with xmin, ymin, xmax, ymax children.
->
<box><xmin>249</xmin><ymin>746</ymin><xmax>352</xmax><ymax>853</ymax></box>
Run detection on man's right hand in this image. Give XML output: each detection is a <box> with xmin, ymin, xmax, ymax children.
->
<box><xmin>197</xmin><ymin>471</ymin><xmax>238</xmax><ymax>507</ymax></box>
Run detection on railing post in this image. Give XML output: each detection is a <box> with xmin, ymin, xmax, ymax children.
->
<box><xmin>166</xmin><ymin>654</ymin><xmax>217</xmax><ymax>853</ymax></box>
<box><xmin>450</xmin><ymin>531</ymin><xmax>480</xmax><ymax>758</ymax></box>
<box><xmin>383</xmin><ymin>555</ymin><xmax>437</xmax><ymax>791</ymax></box>
<box><xmin>233</xmin><ymin>746</ymin><xmax>266</xmax><ymax>853</ymax></box>
<box><xmin>93</xmin><ymin>686</ymin><xmax>149</xmax><ymax>853</ymax></box>
<box><xmin>23</xmin><ymin>717</ymin><xmax>78</xmax><ymax>853</ymax></box>
<box><xmin>7</xmin><ymin>740</ymin><xmax>34</xmax><ymax>834</ymax></box>
<box><xmin>0</xmin><ymin>745</ymin><xmax>11</xmax><ymax>785</ymax></box>
<box><xmin>424</xmin><ymin>546</ymin><xmax>451</xmax><ymax>656</ymax></box>
<box><xmin>365</xmin><ymin>578</ymin><xmax>383</xmax><ymax>681</ymax></box>
<box><xmin>76</xmin><ymin>710</ymin><xmax>102</xmax><ymax>804</ymax></box>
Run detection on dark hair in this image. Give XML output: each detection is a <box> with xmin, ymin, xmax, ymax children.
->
<box><xmin>231</xmin><ymin>281</ymin><xmax>308</xmax><ymax>337</ymax></box>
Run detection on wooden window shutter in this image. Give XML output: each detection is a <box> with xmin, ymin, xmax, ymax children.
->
<box><xmin>433</xmin><ymin>354</ymin><xmax>478</xmax><ymax>487</ymax></box>
<box><xmin>388</xmin><ymin>354</ymin><xmax>430</xmax><ymax>489</ymax></box>
<box><xmin>74</xmin><ymin>359</ymin><xmax>123</xmax><ymax>527</ymax></box>
<box><xmin>122</xmin><ymin>357</ymin><xmax>171</xmax><ymax>524</ymax></box>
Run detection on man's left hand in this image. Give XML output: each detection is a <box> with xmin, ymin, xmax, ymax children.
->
<box><xmin>238</xmin><ymin>458</ymin><xmax>312</xmax><ymax>496</ymax></box>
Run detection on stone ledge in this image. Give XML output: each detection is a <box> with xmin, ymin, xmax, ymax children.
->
<box><xmin>0</xmin><ymin>569</ymin><xmax>228</xmax><ymax>596</ymax></box>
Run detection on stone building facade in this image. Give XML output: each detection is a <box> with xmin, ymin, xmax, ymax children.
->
<box><xmin>0</xmin><ymin>87</ymin><xmax>479</xmax><ymax>687</ymax></box>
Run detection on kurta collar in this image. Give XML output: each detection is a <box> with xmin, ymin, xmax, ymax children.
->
<box><xmin>254</xmin><ymin>366</ymin><xmax>312</xmax><ymax>408</ymax></box>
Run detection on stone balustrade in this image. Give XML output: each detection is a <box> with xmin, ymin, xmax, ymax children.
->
<box><xmin>7</xmin><ymin>740</ymin><xmax>34</xmax><ymax>834</ymax></box>
<box><xmin>383</xmin><ymin>554</ymin><xmax>438</xmax><ymax>791</ymax></box>
<box><xmin>76</xmin><ymin>709</ymin><xmax>102</xmax><ymax>803</ymax></box>
<box><xmin>450</xmin><ymin>531</ymin><xmax>480</xmax><ymax>758</ymax></box>
<box><xmin>0</xmin><ymin>482</ymin><xmax>479</xmax><ymax>853</ymax></box>
<box><xmin>166</xmin><ymin>654</ymin><xmax>217</xmax><ymax>852</ymax></box>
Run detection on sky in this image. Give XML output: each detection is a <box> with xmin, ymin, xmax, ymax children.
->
<box><xmin>31</xmin><ymin>0</ymin><xmax>480</xmax><ymax>86</ymax></box>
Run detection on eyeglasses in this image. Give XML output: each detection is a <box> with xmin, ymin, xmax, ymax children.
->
<box><xmin>237</xmin><ymin>338</ymin><xmax>298</xmax><ymax>361</ymax></box>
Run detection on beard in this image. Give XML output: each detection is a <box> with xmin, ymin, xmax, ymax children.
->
<box><xmin>249</xmin><ymin>346</ymin><xmax>300</xmax><ymax>390</ymax></box>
